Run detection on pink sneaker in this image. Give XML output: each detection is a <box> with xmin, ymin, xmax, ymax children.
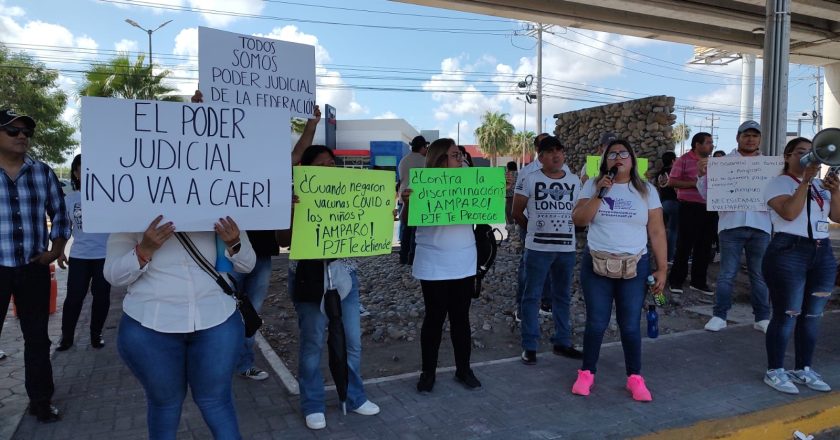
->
<box><xmin>571</xmin><ymin>370</ymin><xmax>594</xmax><ymax>396</ymax></box>
<box><xmin>626</xmin><ymin>374</ymin><xmax>652</xmax><ymax>402</ymax></box>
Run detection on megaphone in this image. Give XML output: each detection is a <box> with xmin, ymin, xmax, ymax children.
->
<box><xmin>800</xmin><ymin>128</ymin><xmax>840</xmax><ymax>167</ymax></box>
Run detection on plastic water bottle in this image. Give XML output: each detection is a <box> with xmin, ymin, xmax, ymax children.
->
<box><xmin>646</xmin><ymin>305</ymin><xmax>659</xmax><ymax>339</ymax></box>
<box><xmin>646</xmin><ymin>275</ymin><xmax>667</xmax><ymax>306</ymax></box>
<box><xmin>215</xmin><ymin>234</ymin><xmax>233</xmax><ymax>272</ymax></box>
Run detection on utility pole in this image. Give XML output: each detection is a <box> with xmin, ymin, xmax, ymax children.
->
<box><xmin>537</xmin><ymin>24</ymin><xmax>543</xmax><ymax>134</ymax></box>
<box><xmin>457</xmin><ymin>121</ymin><xmax>461</xmax><ymax>145</ymax></box>
<box><xmin>705</xmin><ymin>113</ymin><xmax>720</xmax><ymax>138</ymax></box>
<box><xmin>814</xmin><ymin>66</ymin><xmax>823</xmax><ymax>131</ymax></box>
<box><xmin>680</xmin><ymin>106</ymin><xmax>694</xmax><ymax>155</ymax></box>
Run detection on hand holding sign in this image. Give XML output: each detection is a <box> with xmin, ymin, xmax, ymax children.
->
<box><xmin>138</xmin><ymin>215</ymin><xmax>176</xmax><ymax>259</ymax></box>
<box><xmin>214</xmin><ymin>216</ymin><xmax>241</xmax><ymax>247</ymax></box>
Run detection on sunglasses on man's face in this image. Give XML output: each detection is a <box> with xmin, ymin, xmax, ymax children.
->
<box><xmin>1</xmin><ymin>126</ymin><xmax>34</xmax><ymax>138</ymax></box>
<box><xmin>606</xmin><ymin>151</ymin><xmax>631</xmax><ymax>160</ymax></box>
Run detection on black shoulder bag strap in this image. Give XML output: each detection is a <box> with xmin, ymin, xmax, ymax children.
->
<box><xmin>174</xmin><ymin>232</ymin><xmax>237</xmax><ymax>297</ymax></box>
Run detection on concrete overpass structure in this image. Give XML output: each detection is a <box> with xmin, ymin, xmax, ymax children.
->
<box><xmin>397</xmin><ymin>0</ymin><xmax>840</xmax><ymax>152</ymax></box>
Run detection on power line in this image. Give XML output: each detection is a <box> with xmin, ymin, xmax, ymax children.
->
<box><xmin>258</xmin><ymin>0</ymin><xmax>512</xmax><ymax>22</ymax></box>
<box><xmin>97</xmin><ymin>0</ymin><xmax>518</xmax><ymax>35</ymax></box>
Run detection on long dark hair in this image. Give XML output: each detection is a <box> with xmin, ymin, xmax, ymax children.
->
<box><xmin>425</xmin><ymin>138</ymin><xmax>456</xmax><ymax>168</ymax></box>
<box><xmin>70</xmin><ymin>154</ymin><xmax>81</xmax><ymax>191</ymax></box>
<box><xmin>300</xmin><ymin>145</ymin><xmax>335</xmax><ymax>166</ymax></box>
<box><xmin>782</xmin><ymin>137</ymin><xmax>812</xmax><ymax>174</ymax></box>
<box><xmin>596</xmin><ymin>140</ymin><xmax>648</xmax><ymax>197</ymax></box>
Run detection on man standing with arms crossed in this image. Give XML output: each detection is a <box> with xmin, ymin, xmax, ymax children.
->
<box><xmin>0</xmin><ymin>110</ymin><xmax>69</xmax><ymax>422</ymax></box>
<box><xmin>667</xmin><ymin>132</ymin><xmax>716</xmax><ymax>295</ymax></box>
<box><xmin>697</xmin><ymin>121</ymin><xmax>771</xmax><ymax>332</ymax></box>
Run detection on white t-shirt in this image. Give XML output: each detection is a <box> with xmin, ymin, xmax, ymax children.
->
<box><xmin>412</xmin><ymin>225</ymin><xmax>476</xmax><ymax>281</ymax></box>
<box><xmin>65</xmin><ymin>191</ymin><xmax>109</xmax><ymax>259</ymax></box>
<box><xmin>765</xmin><ymin>175</ymin><xmax>831</xmax><ymax>239</ymax></box>
<box><xmin>515</xmin><ymin>170</ymin><xmax>580</xmax><ymax>252</ymax></box>
<box><xmin>580</xmin><ymin>180</ymin><xmax>662</xmax><ymax>254</ymax></box>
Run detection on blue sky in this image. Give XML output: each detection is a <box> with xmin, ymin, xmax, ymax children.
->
<box><xmin>0</xmin><ymin>0</ymin><xmax>824</xmax><ymax>162</ymax></box>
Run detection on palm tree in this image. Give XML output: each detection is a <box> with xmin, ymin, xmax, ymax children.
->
<box><xmin>79</xmin><ymin>54</ymin><xmax>179</xmax><ymax>101</ymax></box>
<box><xmin>291</xmin><ymin>118</ymin><xmax>307</xmax><ymax>134</ymax></box>
<box><xmin>510</xmin><ymin>130</ymin><xmax>536</xmax><ymax>167</ymax></box>
<box><xmin>474</xmin><ymin>111</ymin><xmax>515</xmax><ymax>166</ymax></box>
<box><xmin>672</xmin><ymin>123</ymin><xmax>691</xmax><ymax>153</ymax></box>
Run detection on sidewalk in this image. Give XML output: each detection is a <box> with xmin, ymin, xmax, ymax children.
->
<box><xmin>3</xmin><ymin>280</ymin><xmax>840</xmax><ymax>439</ymax></box>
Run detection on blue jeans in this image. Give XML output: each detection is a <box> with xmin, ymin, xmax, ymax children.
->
<box><xmin>521</xmin><ymin>249</ymin><xmax>575</xmax><ymax>351</ymax></box>
<box><xmin>713</xmin><ymin>227</ymin><xmax>771</xmax><ymax>321</ymax></box>
<box><xmin>230</xmin><ymin>256</ymin><xmax>272</xmax><ymax>373</ymax></box>
<box><xmin>580</xmin><ymin>250</ymin><xmax>649</xmax><ymax>376</ymax></box>
<box><xmin>763</xmin><ymin>233</ymin><xmax>836</xmax><ymax>370</ymax></box>
<box><xmin>117</xmin><ymin>313</ymin><xmax>243</xmax><ymax>440</ymax></box>
<box><xmin>661</xmin><ymin>200</ymin><xmax>679</xmax><ymax>262</ymax></box>
<box><xmin>288</xmin><ymin>267</ymin><xmax>367</xmax><ymax>416</ymax></box>
<box><xmin>516</xmin><ymin>227</ymin><xmax>552</xmax><ymax>309</ymax></box>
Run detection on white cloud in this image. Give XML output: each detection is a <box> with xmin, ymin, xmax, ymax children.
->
<box><xmin>173</xmin><ymin>27</ymin><xmax>198</xmax><ymax>58</ymax></box>
<box><xmin>115</xmin><ymin>39</ymin><xmax>140</xmax><ymax>53</ymax></box>
<box><xmin>189</xmin><ymin>0</ymin><xmax>264</xmax><ymax>27</ymax></box>
<box><xmin>374</xmin><ymin>111</ymin><xmax>399</xmax><ymax>119</ymax></box>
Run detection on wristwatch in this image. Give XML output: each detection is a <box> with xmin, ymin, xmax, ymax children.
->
<box><xmin>229</xmin><ymin>241</ymin><xmax>242</xmax><ymax>254</ymax></box>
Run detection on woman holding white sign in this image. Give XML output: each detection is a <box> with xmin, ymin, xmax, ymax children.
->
<box><xmin>279</xmin><ymin>145</ymin><xmax>380</xmax><ymax>431</ymax></box>
<box><xmin>104</xmin><ymin>215</ymin><xmax>255</xmax><ymax>439</ymax></box>
<box><xmin>403</xmin><ymin>138</ymin><xmax>481</xmax><ymax>393</ymax></box>
<box><xmin>570</xmin><ymin>139</ymin><xmax>667</xmax><ymax>402</ymax></box>
<box><xmin>762</xmin><ymin>137</ymin><xmax>840</xmax><ymax>394</ymax></box>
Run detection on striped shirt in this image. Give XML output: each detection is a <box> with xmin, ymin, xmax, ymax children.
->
<box><xmin>0</xmin><ymin>156</ymin><xmax>71</xmax><ymax>267</ymax></box>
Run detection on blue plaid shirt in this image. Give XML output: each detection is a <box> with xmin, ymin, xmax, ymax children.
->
<box><xmin>0</xmin><ymin>156</ymin><xmax>71</xmax><ymax>267</ymax></box>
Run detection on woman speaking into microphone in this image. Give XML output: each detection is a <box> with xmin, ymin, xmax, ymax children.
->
<box><xmin>570</xmin><ymin>139</ymin><xmax>667</xmax><ymax>402</ymax></box>
<box><xmin>761</xmin><ymin>137</ymin><xmax>840</xmax><ymax>394</ymax></box>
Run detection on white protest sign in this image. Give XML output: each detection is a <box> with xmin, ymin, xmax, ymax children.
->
<box><xmin>80</xmin><ymin>96</ymin><xmax>291</xmax><ymax>232</ymax></box>
<box><xmin>707</xmin><ymin>155</ymin><xmax>784</xmax><ymax>211</ymax></box>
<box><xmin>198</xmin><ymin>26</ymin><xmax>316</xmax><ymax>118</ymax></box>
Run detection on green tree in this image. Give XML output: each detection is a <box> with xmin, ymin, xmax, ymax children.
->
<box><xmin>510</xmin><ymin>130</ymin><xmax>536</xmax><ymax>166</ymax></box>
<box><xmin>474</xmin><ymin>111</ymin><xmax>515</xmax><ymax>166</ymax></box>
<box><xmin>79</xmin><ymin>54</ymin><xmax>179</xmax><ymax>101</ymax></box>
<box><xmin>291</xmin><ymin>118</ymin><xmax>307</xmax><ymax>134</ymax></box>
<box><xmin>0</xmin><ymin>46</ymin><xmax>77</xmax><ymax>163</ymax></box>
<box><xmin>672</xmin><ymin>123</ymin><xmax>691</xmax><ymax>148</ymax></box>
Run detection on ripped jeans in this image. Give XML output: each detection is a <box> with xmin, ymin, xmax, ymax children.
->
<box><xmin>763</xmin><ymin>233</ymin><xmax>837</xmax><ymax>370</ymax></box>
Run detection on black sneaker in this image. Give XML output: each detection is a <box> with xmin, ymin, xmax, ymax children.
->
<box><xmin>539</xmin><ymin>302</ymin><xmax>552</xmax><ymax>316</ymax></box>
<box><xmin>55</xmin><ymin>338</ymin><xmax>73</xmax><ymax>352</ymax></box>
<box><xmin>552</xmin><ymin>345</ymin><xmax>583</xmax><ymax>359</ymax></box>
<box><xmin>521</xmin><ymin>350</ymin><xmax>537</xmax><ymax>365</ymax></box>
<box><xmin>28</xmin><ymin>402</ymin><xmax>61</xmax><ymax>423</ymax></box>
<box><xmin>91</xmin><ymin>335</ymin><xmax>105</xmax><ymax>349</ymax></box>
<box><xmin>454</xmin><ymin>369</ymin><xmax>482</xmax><ymax>390</ymax></box>
<box><xmin>669</xmin><ymin>284</ymin><xmax>684</xmax><ymax>294</ymax></box>
<box><xmin>416</xmin><ymin>371</ymin><xmax>435</xmax><ymax>393</ymax></box>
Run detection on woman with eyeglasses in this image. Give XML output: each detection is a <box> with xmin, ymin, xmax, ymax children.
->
<box><xmin>570</xmin><ymin>139</ymin><xmax>667</xmax><ymax>402</ymax></box>
<box><xmin>402</xmin><ymin>138</ymin><xmax>481</xmax><ymax>393</ymax></box>
<box><xmin>761</xmin><ymin>137</ymin><xmax>839</xmax><ymax>394</ymax></box>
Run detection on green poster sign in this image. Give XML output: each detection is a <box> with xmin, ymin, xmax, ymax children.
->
<box><xmin>585</xmin><ymin>155</ymin><xmax>649</xmax><ymax>180</ymax></box>
<box><xmin>408</xmin><ymin>167</ymin><xmax>506</xmax><ymax>226</ymax></box>
<box><xmin>290</xmin><ymin>167</ymin><xmax>396</xmax><ymax>260</ymax></box>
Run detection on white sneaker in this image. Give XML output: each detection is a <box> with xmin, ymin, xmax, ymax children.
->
<box><xmin>0</xmin><ymin>350</ymin><xmax>6</xmax><ymax>360</ymax></box>
<box><xmin>352</xmin><ymin>400</ymin><xmax>380</xmax><ymax>416</ymax></box>
<box><xmin>789</xmin><ymin>367</ymin><xmax>831</xmax><ymax>392</ymax></box>
<box><xmin>704</xmin><ymin>316</ymin><xmax>727</xmax><ymax>332</ymax></box>
<box><xmin>764</xmin><ymin>368</ymin><xmax>799</xmax><ymax>394</ymax></box>
<box><xmin>305</xmin><ymin>412</ymin><xmax>326</xmax><ymax>430</ymax></box>
<box><xmin>753</xmin><ymin>320</ymin><xmax>770</xmax><ymax>334</ymax></box>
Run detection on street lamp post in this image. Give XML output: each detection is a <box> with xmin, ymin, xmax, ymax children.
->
<box><xmin>125</xmin><ymin>19</ymin><xmax>172</xmax><ymax>69</ymax></box>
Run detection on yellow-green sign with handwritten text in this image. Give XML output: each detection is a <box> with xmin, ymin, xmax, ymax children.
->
<box><xmin>291</xmin><ymin>167</ymin><xmax>395</xmax><ymax>259</ymax></box>
<box><xmin>408</xmin><ymin>167</ymin><xmax>506</xmax><ymax>226</ymax></box>
<box><xmin>585</xmin><ymin>155</ymin><xmax>649</xmax><ymax>180</ymax></box>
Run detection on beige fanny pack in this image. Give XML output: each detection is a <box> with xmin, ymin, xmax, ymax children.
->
<box><xmin>589</xmin><ymin>249</ymin><xmax>643</xmax><ymax>279</ymax></box>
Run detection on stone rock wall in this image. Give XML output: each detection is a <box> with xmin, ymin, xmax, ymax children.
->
<box><xmin>552</xmin><ymin>95</ymin><xmax>677</xmax><ymax>174</ymax></box>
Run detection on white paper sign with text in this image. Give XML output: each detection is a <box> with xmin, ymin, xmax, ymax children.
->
<box><xmin>707</xmin><ymin>155</ymin><xmax>784</xmax><ymax>211</ymax></box>
<box><xmin>80</xmin><ymin>97</ymin><xmax>291</xmax><ymax>232</ymax></box>
<box><xmin>198</xmin><ymin>26</ymin><xmax>315</xmax><ymax>118</ymax></box>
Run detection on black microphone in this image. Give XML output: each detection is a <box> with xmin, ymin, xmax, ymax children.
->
<box><xmin>598</xmin><ymin>166</ymin><xmax>619</xmax><ymax>199</ymax></box>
